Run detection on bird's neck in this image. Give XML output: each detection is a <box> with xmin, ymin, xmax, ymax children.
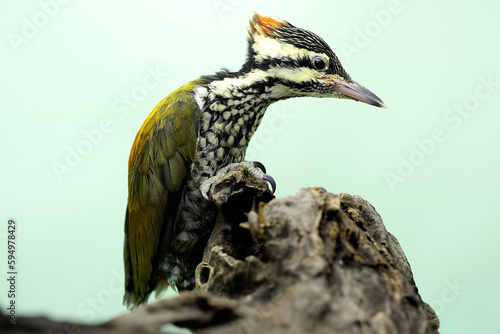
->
<box><xmin>194</xmin><ymin>68</ymin><xmax>292</xmax><ymax>110</ymax></box>
<box><xmin>189</xmin><ymin>69</ymin><xmax>282</xmax><ymax>184</ymax></box>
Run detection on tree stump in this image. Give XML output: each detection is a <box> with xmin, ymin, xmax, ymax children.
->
<box><xmin>1</xmin><ymin>166</ymin><xmax>439</xmax><ymax>334</ymax></box>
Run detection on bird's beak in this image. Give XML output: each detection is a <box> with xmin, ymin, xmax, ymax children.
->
<box><xmin>320</xmin><ymin>75</ymin><xmax>387</xmax><ymax>108</ymax></box>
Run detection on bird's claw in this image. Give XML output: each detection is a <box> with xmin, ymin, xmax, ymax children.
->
<box><xmin>252</xmin><ymin>161</ymin><xmax>267</xmax><ymax>174</ymax></box>
<box><xmin>262</xmin><ymin>173</ymin><xmax>276</xmax><ymax>194</ymax></box>
<box><xmin>200</xmin><ymin>161</ymin><xmax>276</xmax><ymax>200</ymax></box>
<box><xmin>253</xmin><ymin>161</ymin><xmax>275</xmax><ymax>194</ymax></box>
<box><xmin>201</xmin><ymin>187</ymin><xmax>211</xmax><ymax>201</ymax></box>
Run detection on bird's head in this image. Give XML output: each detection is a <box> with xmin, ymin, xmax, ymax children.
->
<box><xmin>245</xmin><ymin>13</ymin><xmax>386</xmax><ymax>108</ymax></box>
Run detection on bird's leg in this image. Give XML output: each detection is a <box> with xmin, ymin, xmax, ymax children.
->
<box><xmin>200</xmin><ymin>161</ymin><xmax>276</xmax><ymax>200</ymax></box>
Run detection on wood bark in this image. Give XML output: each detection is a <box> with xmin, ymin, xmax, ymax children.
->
<box><xmin>1</xmin><ymin>166</ymin><xmax>439</xmax><ymax>333</ymax></box>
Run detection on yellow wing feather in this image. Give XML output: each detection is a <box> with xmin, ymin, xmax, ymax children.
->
<box><xmin>124</xmin><ymin>80</ymin><xmax>202</xmax><ymax>301</ymax></box>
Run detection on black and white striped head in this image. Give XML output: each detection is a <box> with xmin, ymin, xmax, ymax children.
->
<box><xmin>244</xmin><ymin>13</ymin><xmax>385</xmax><ymax>107</ymax></box>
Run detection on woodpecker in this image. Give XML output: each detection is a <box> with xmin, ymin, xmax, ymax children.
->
<box><xmin>123</xmin><ymin>13</ymin><xmax>385</xmax><ymax>309</ymax></box>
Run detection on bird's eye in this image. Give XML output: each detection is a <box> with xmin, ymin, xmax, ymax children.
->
<box><xmin>312</xmin><ymin>57</ymin><xmax>327</xmax><ymax>71</ymax></box>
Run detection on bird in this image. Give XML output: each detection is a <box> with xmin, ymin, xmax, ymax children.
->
<box><xmin>123</xmin><ymin>13</ymin><xmax>385</xmax><ymax>309</ymax></box>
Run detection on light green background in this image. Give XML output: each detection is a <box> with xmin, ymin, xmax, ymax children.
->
<box><xmin>1</xmin><ymin>1</ymin><xmax>498</xmax><ymax>333</ymax></box>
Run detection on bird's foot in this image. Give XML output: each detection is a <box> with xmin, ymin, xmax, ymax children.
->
<box><xmin>201</xmin><ymin>161</ymin><xmax>276</xmax><ymax>200</ymax></box>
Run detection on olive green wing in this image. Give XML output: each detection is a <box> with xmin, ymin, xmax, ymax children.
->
<box><xmin>123</xmin><ymin>80</ymin><xmax>202</xmax><ymax>308</ymax></box>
